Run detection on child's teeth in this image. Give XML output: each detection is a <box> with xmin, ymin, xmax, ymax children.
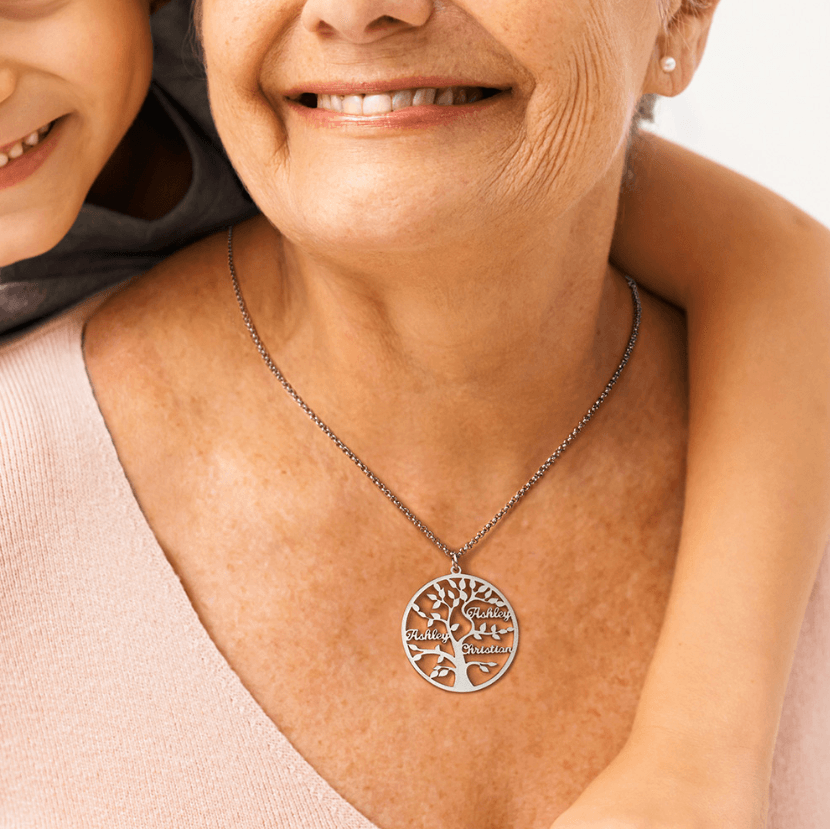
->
<box><xmin>0</xmin><ymin>121</ymin><xmax>54</xmax><ymax>169</ymax></box>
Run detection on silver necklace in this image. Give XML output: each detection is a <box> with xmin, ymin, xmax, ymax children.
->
<box><xmin>227</xmin><ymin>226</ymin><xmax>641</xmax><ymax>693</ymax></box>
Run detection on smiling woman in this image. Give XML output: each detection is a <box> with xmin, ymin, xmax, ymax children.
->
<box><xmin>1</xmin><ymin>0</ymin><xmax>830</xmax><ymax>827</ymax></box>
<box><xmin>204</xmin><ymin>0</ymin><xmax>661</xmax><ymax>254</ymax></box>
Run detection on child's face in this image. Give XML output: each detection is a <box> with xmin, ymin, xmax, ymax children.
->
<box><xmin>0</xmin><ymin>0</ymin><xmax>154</xmax><ymax>267</ymax></box>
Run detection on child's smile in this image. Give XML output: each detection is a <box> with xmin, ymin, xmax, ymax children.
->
<box><xmin>0</xmin><ymin>0</ymin><xmax>155</xmax><ymax>266</ymax></box>
<box><xmin>0</xmin><ymin>120</ymin><xmax>55</xmax><ymax>188</ymax></box>
<box><xmin>0</xmin><ymin>120</ymin><xmax>53</xmax><ymax>166</ymax></box>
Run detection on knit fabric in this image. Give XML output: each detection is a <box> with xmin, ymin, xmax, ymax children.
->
<box><xmin>1</xmin><ymin>299</ymin><xmax>828</xmax><ymax>827</ymax></box>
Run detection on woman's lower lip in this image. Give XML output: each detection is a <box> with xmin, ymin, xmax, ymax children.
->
<box><xmin>0</xmin><ymin>120</ymin><xmax>62</xmax><ymax>192</ymax></box>
<box><xmin>284</xmin><ymin>94</ymin><xmax>506</xmax><ymax>129</ymax></box>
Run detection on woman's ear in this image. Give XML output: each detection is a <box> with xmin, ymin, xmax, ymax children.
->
<box><xmin>643</xmin><ymin>0</ymin><xmax>721</xmax><ymax>97</ymax></box>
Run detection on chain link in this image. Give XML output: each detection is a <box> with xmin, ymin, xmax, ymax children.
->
<box><xmin>227</xmin><ymin>226</ymin><xmax>641</xmax><ymax>562</ymax></box>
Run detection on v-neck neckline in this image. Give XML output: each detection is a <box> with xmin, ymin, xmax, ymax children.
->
<box><xmin>69</xmin><ymin>296</ymin><xmax>382</xmax><ymax>829</ymax></box>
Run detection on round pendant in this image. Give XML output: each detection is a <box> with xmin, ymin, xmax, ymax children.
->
<box><xmin>401</xmin><ymin>572</ymin><xmax>518</xmax><ymax>693</ymax></box>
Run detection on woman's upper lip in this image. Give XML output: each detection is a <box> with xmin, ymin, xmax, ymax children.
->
<box><xmin>283</xmin><ymin>76</ymin><xmax>511</xmax><ymax>98</ymax></box>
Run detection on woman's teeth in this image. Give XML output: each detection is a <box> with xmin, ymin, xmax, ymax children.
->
<box><xmin>0</xmin><ymin>120</ymin><xmax>55</xmax><ymax>168</ymax></box>
<box><xmin>315</xmin><ymin>86</ymin><xmax>488</xmax><ymax>115</ymax></box>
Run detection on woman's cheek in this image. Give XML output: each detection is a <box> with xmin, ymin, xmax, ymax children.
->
<box><xmin>511</xmin><ymin>23</ymin><xmax>637</xmax><ymax>211</ymax></box>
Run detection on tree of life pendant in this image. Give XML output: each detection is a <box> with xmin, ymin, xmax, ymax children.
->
<box><xmin>401</xmin><ymin>572</ymin><xmax>518</xmax><ymax>693</ymax></box>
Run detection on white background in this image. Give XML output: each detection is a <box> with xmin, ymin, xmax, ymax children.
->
<box><xmin>645</xmin><ymin>0</ymin><xmax>830</xmax><ymax>227</ymax></box>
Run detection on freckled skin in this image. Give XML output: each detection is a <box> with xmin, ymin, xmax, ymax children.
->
<box><xmin>85</xmin><ymin>1</ymin><xmax>697</xmax><ymax>826</ymax></box>
<box><xmin>203</xmin><ymin>0</ymin><xmax>660</xmax><ymax>260</ymax></box>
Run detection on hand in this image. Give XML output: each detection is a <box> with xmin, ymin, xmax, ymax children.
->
<box><xmin>550</xmin><ymin>729</ymin><xmax>769</xmax><ymax>829</ymax></box>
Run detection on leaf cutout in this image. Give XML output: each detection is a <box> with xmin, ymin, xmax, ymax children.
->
<box><xmin>427</xmin><ymin>594</ymin><xmax>437</xmax><ymax>601</ymax></box>
<box><xmin>493</xmin><ymin>634</ymin><xmax>501</xmax><ymax>641</ymax></box>
<box><xmin>479</xmin><ymin>665</ymin><xmax>490</xmax><ymax>674</ymax></box>
<box><xmin>431</xmin><ymin>613</ymin><xmax>442</xmax><ymax>620</ymax></box>
<box><xmin>413</xmin><ymin>654</ymin><xmax>423</xmax><ymax>662</ymax></box>
<box><xmin>432</xmin><ymin>601</ymin><xmax>441</xmax><ymax>609</ymax></box>
<box><xmin>448</xmin><ymin>590</ymin><xmax>455</xmax><ymax>599</ymax></box>
<box><xmin>430</xmin><ymin>669</ymin><xmax>439</xmax><ymax>678</ymax></box>
<box><xmin>439</xmin><ymin>669</ymin><xmax>449</xmax><ymax>677</ymax></box>
<box><xmin>473</xmin><ymin>633</ymin><xmax>482</xmax><ymax>640</ymax></box>
<box><xmin>460</xmin><ymin>591</ymin><xmax>468</xmax><ymax>601</ymax></box>
<box><xmin>407</xmin><ymin>643</ymin><xmax>418</xmax><ymax>650</ymax></box>
<box><xmin>459</xmin><ymin>579</ymin><xmax>466</xmax><ymax>590</ymax></box>
<box><xmin>450</xmin><ymin>623</ymin><xmax>460</xmax><ymax>631</ymax></box>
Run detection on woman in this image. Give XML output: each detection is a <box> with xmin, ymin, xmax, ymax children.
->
<box><xmin>1</xmin><ymin>0</ymin><xmax>828</xmax><ymax>826</ymax></box>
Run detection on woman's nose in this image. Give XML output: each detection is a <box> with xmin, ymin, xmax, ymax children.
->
<box><xmin>301</xmin><ymin>0</ymin><xmax>432</xmax><ymax>43</ymax></box>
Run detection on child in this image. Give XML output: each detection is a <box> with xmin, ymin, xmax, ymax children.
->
<box><xmin>0</xmin><ymin>0</ymin><xmax>256</xmax><ymax>335</ymax></box>
<box><xmin>0</xmin><ymin>0</ymin><xmax>827</xmax><ymax>824</ymax></box>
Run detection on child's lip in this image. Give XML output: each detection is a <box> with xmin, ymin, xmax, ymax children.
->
<box><xmin>0</xmin><ymin>118</ymin><xmax>62</xmax><ymax>190</ymax></box>
<box><xmin>0</xmin><ymin>119</ymin><xmax>57</xmax><ymax>155</ymax></box>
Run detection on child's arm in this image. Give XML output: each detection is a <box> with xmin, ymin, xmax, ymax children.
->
<box><xmin>554</xmin><ymin>133</ymin><xmax>830</xmax><ymax>827</ymax></box>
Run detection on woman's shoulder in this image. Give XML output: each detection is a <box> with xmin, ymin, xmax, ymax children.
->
<box><xmin>83</xmin><ymin>216</ymin><xmax>269</xmax><ymax>336</ymax></box>
<box><xmin>82</xmin><ymin>217</ymin><xmax>274</xmax><ymax>410</ymax></box>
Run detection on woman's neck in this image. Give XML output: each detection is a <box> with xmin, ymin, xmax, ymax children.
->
<box><xmin>230</xmin><ymin>171</ymin><xmax>633</xmax><ymax>497</ymax></box>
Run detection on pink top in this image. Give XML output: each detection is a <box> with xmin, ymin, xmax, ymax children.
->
<box><xmin>1</xmin><ymin>300</ymin><xmax>828</xmax><ymax>827</ymax></box>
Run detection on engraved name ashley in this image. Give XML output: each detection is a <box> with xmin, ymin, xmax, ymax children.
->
<box><xmin>405</xmin><ymin>628</ymin><xmax>513</xmax><ymax>653</ymax></box>
<box><xmin>466</xmin><ymin>607</ymin><xmax>511</xmax><ymax>621</ymax></box>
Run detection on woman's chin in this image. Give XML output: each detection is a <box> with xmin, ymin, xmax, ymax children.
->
<box><xmin>273</xmin><ymin>195</ymin><xmax>483</xmax><ymax>259</ymax></box>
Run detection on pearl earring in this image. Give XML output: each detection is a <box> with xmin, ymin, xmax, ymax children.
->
<box><xmin>660</xmin><ymin>56</ymin><xmax>677</xmax><ymax>73</ymax></box>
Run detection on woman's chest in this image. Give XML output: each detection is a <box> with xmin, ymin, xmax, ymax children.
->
<box><xmin>83</xmin><ymin>276</ymin><xmax>689</xmax><ymax>828</ymax></box>
<box><xmin>155</xmin><ymin>439</ymin><xmax>684</xmax><ymax>829</ymax></box>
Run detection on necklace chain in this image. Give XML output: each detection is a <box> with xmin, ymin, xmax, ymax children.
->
<box><xmin>227</xmin><ymin>226</ymin><xmax>641</xmax><ymax>566</ymax></box>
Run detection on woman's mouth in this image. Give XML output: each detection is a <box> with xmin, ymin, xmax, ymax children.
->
<box><xmin>291</xmin><ymin>86</ymin><xmax>504</xmax><ymax>116</ymax></box>
<box><xmin>0</xmin><ymin>121</ymin><xmax>56</xmax><ymax>168</ymax></box>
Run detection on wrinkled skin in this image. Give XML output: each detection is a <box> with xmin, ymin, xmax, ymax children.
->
<box><xmin>202</xmin><ymin>0</ymin><xmax>675</xmax><ymax>262</ymax></box>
